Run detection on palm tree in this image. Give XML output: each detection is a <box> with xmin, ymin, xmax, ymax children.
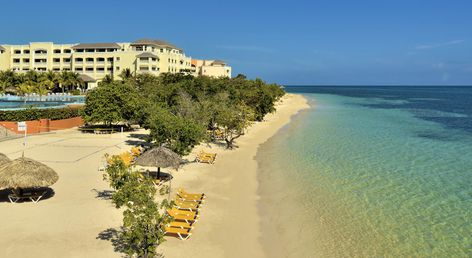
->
<box><xmin>101</xmin><ymin>74</ymin><xmax>114</xmax><ymax>84</ymax></box>
<box><xmin>37</xmin><ymin>76</ymin><xmax>55</xmax><ymax>98</ymax></box>
<box><xmin>119</xmin><ymin>68</ymin><xmax>134</xmax><ymax>81</ymax></box>
<box><xmin>18</xmin><ymin>81</ymin><xmax>35</xmax><ymax>96</ymax></box>
<box><xmin>0</xmin><ymin>70</ymin><xmax>16</xmax><ymax>93</ymax></box>
<box><xmin>43</xmin><ymin>70</ymin><xmax>60</xmax><ymax>91</ymax></box>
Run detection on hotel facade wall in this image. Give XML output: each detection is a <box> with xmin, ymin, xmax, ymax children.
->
<box><xmin>0</xmin><ymin>40</ymin><xmax>193</xmax><ymax>89</ymax></box>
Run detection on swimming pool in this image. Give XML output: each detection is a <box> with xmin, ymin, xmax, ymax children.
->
<box><xmin>0</xmin><ymin>94</ymin><xmax>85</xmax><ymax>110</ymax></box>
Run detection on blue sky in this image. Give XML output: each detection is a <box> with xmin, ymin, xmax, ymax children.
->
<box><xmin>1</xmin><ymin>0</ymin><xmax>471</xmax><ymax>85</ymax></box>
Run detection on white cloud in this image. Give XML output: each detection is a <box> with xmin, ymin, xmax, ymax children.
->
<box><xmin>416</xmin><ymin>40</ymin><xmax>465</xmax><ymax>50</ymax></box>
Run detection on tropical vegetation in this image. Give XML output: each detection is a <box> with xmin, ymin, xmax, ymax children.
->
<box><xmin>103</xmin><ymin>155</ymin><xmax>172</xmax><ymax>258</ymax></box>
<box><xmin>0</xmin><ymin>70</ymin><xmax>84</xmax><ymax>95</ymax></box>
<box><xmin>0</xmin><ymin>107</ymin><xmax>82</xmax><ymax>122</ymax></box>
<box><xmin>83</xmin><ymin>72</ymin><xmax>285</xmax><ymax>154</ymax></box>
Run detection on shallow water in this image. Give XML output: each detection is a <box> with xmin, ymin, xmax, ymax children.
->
<box><xmin>257</xmin><ymin>87</ymin><xmax>472</xmax><ymax>257</ymax></box>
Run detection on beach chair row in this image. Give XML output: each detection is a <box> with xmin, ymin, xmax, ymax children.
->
<box><xmin>164</xmin><ymin>188</ymin><xmax>206</xmax><ymax>240</ymax></box>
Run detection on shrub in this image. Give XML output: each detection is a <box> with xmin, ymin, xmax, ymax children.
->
<box><xmin>0</xmin><ymin>107</ymin><xmax>83</xmax><ymax>121</ymax></box>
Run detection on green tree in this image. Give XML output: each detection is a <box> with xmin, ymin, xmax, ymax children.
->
<box><xmin>82</xmin><ymin>81</ymin><xmax>140</xmax><ymax>126</ymax></box>
<box><xmin>146</xmin><ymin>105</ymin><xmax>206</xmax><ymax>155</ymax></box>
<box><xmin>104</xmin><ymin>158</ymin><xmax>172</xmax><ymax>258</ymax></box>
<box><xmin>216</xmin><ymin>102</ymin><xmax>254</xmax><ymax>149</ymax></box>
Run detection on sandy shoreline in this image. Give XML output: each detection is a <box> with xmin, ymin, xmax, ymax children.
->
<box><xmin>161</xmin><ymin>93</ymin><xmax>309</xmax><ymax>257</ymax></box>
<box><xmin>0</xmin><ymin>93</ymin><xmax>308</xmax><ymax>257</ymax></box>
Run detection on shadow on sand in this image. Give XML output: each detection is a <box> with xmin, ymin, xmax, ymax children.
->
<box><xmin>0</xmin><ymin>187</ymin><xmax>55</xmax><ymax>203</ymax></box>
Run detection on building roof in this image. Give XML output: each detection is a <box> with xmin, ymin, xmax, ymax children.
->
<box><xmin>136</xmin><ymin>52</ymin><xmax>159</xmax><ymax>59</ymax></box>
<box><xmin>212</xmin><ymin>60</ymin><xmax>227</xmax><ymax>66</ymax></box>
<box><xmin>79</xmin><ymin>74</ymin><xmax>97</xmax><ymax>82</ymax></box>
<box><xmin>0</xmin><ymin>45</ymin><xmax>5</xmax><ymax>51</ymax></box>
<box><xmin>131</xmin><ymin>39</ymin><xmax>182</xmax><ymax>51</ymax></box>
<box><xmin>71</xmin><ymin>43</ymin><xmax>121</xmax><ymax>50</ymax></box>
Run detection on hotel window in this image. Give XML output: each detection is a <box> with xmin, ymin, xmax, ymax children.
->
<box><xmin>136</xmin><ymin>46</ymin><xmax>143</xmax><ymax>51</ymax></box>
<box><xmin>53</xmin><ymin>58</ymin><xmax>61</xmax><ymax>63</ymax></box>
<box><xmin>97</xmin><ymin>67</ymin><xmax>105</xmax><ymax>73</ymax></box>
<box><xmin>24</xmin><ymin>50</ymin><xmax>30</xmax><ymax>54</ymax></box>
<box><xmin>54</xmin><ymin>49</ymin><xmax>61</xmax><ymax>54</ymax></box>
<box><xmin>63</xmin><ymin>68</ymin><xmax>71</xmax><ymax>71</ymax></box>
<box><xmin>116</xmin><ymin>57</ymin><xmax>120</xmax><ymax>61</ymax></box>
<box><xmin>97</xmin><ymin>49</ymin><xmax>106</xmax><ymax>52</ymax></box>
<box><xmin>160</xmin><ymin>49</ymin><xmax>163</xmax><ymax>53</ymax></box>
<box><xmin>86</xmin><ymin>58</ymin><xmax>94</xmax><ymax>63</ymax></box>
<box><xmin>107</xmin><ymin>67</ymin><xmax>113</xmax><ymax>71</ymax></box>
<box><xmin>35</xmin><ymin>49</ymin><xmax>47</xmax><ymax>54</ymax></box>
<box><xmin>97</xmin><ymin>57</ymin><xmax>105</xmax><ymax>62</ymax></box>
<box><xmin>75</xmin><ymin>58</ymin><xmax>83</xmax><ymax>62</ymax></box>
<box><xmin>106</xmin><ymin>49</ymin><xmax>115</xmax><ymax>52</ymax></box>
<box><xmin>86</xmin><ymin>49</ymin><xmax>94</xmax><ymax>53</ymax></box>
<box><xmin>63</xmin><ymin>58</ymin><xmax>71</xmax><ymax>63</ymax></box>
<box><xmin>13</xmin><ymin>58</ymin><xmax>20</xmax><ymax>63</ymax></box>
<box><xmin>35</xmin><ymin>58</ymin><xmax>47</xmax><ymax>63</ymax></box>
<box><xmin>140</xmin><ymin>57</ymin><xmax>148</xmax><ymax>61</ymax></box>
<box><xmin>116</xmin><ymin>66</ymin><xmax>120</xmax><ymax>71</ymax></box>
<box><xmin>85</xmin><ymin>67</ymin><xmax>94</xmax><ymax>72</ymax></box>
<box><xmin>107</xmin><ymin>57</ymin><xmax>113</xmax><ymax>62</ymax></box>
<box><xmin>75</xmin><ymin>67</ymin><xmax>83</xmax><ymax>71</ymax></box>
<box><xmin>140</xmin><ymin>66</ymin><xmax>149</xmax><ymax>71</ymax></box>
<box><xmin>76</xmin><ymin>49</ymin><xmax>84</xmax><ymax>53</ymax></box>
<box><xmin>14</xmin><ymin>50</ymin><xmax>21</xmax><ymax>54</ymax></box>
<box><xmin>64</xmin><ymin>49</ymin><xmax>72</xmax><ymax>53</ymax></box>
<box><xmin>37</xmin><ymin>67</ymin><xmax>46</xmax><ymax>71</ymax></box>
<box><xmin>53</xmin><ymin>68</ymin><xmax>60</xmax><ymax>71</ymax></box>
<box><xmin>23</xmin><ymin>68</ymin><xmax>30</xmax><ymax>71</ymax></box>
<box><xmin>152</xmin><ymin>58</ymin><xmax>157</xmax><ymax>62</ymax></box>
<box><xmin>23</xmin><ymin>58</ymin><xmax>30</xmax><ymax>63</ymax></box>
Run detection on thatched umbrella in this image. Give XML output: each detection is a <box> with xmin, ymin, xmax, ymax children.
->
<box><xmin>0</xmin><ymin>153</ymin><xmax>10</xmax><ymax>167</ymax></box>
<box><xmin>0</xmin><ymin>157</ymin><xmax>59</xmax><ymax>190</ymax></box>
<box><xmin>134</xmin><ymin>146</ymin><xmax>181</xmax><ymax>179</ymax></box>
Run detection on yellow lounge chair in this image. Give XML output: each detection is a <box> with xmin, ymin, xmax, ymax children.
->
<box><xmin>164</xmin><ymin>226</ymin><xmax>192</xmax><ymax>240</ymax></box>
<box><xmin>168</xmin><ymin>208</ymin><xmax>199</xmax><ymax>217</ymax></box>
<box><xmin>195</xmin><ymin>150</ymin><xmax>217</xmax><ymax>164</ymax></box>
<box><xmin>168</xmin><ymin>221</ymin><xmax>194</xmax><ymax>229</ymax></box>
<box><xmin>130</xmin><ymin>146</ymin><xmax>142</xmax><ymax>157</ymax></box>
<box><xmin>177</xmin><ymin>188</ymin><xmax>206</xmax><ymax>200</ymax></box>
<box><xmin>174</xmin><ymin>199</ymin><xmax>201</xmax><ymax>211</ymax></box>
<box><xmin>167</xmin><ymin>209</ymin><xmax>199</xmax><ymax>224</ymax></box>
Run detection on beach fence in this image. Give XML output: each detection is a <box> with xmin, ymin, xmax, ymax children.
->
<box><xmin>0</xmin><ymin>117</ymin><xmax>84</xmax><ymax>135</ymax></box>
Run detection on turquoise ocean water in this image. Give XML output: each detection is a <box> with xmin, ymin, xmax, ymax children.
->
<box><xmin>257</xmin><ymin>87</ymin><xmax>471</xmax><ymax>257</ymax></box>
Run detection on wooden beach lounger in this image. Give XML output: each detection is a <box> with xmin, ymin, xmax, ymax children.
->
<box><xmin>8</xmin><ymin>189</ymin><xmax>47</xmax><ymax>203</ymax></box>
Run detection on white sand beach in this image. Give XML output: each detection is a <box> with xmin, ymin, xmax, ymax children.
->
<box><xmin>0</xmin><ymin>93</ymin><xmax>308</xmax><ymax>257</ymax></box>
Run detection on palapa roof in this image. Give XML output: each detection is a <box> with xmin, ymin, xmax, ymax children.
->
<box><xmin>132</xmin><ymin>39</ymin><xmax>182</xmax><ymax>51</ymax></box>
<box><xmin>71</xmin><ymin>43</ymin><xmax>121</xmax><ymax>50</ymax></box>
<box><xmin>79</xmin><ymin>74</ymin><xmax>97</xmax><ymax>82</ymax></box>
<box><xmin>0</xmin><ymin>153</ymin><xmax>10</xmax><ymax>167</ymax></box>
<box><xmin>0</xmin><ymin>157</ymin><xmax>59</xmax><ymax>189</ymax></box>
<box><xmin>136</xmin><ymin>52</ymin><xmax>159</xmax><ymax>59</ymax></box>
<box><xmin>134</xmin><ymin>146</ymin><xmax>181</xmax><ymax>170</ymax></box>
